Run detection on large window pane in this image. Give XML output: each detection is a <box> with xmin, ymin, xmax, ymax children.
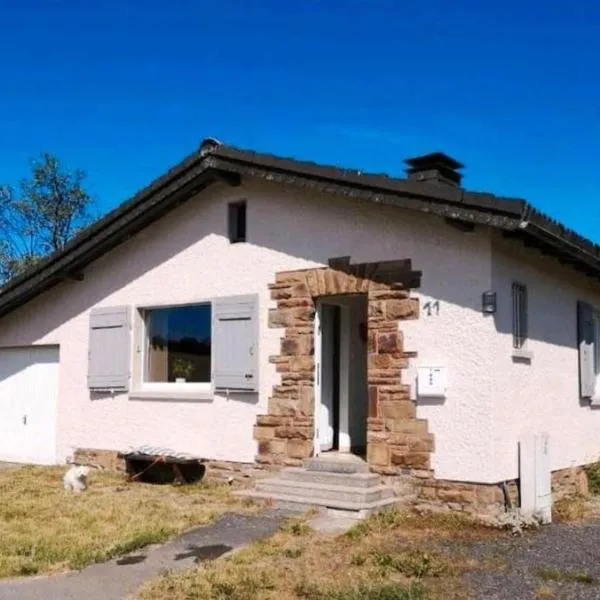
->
<box><xmin>145</xmin><ymin>304</ymin><xmax>211</xmax><ymax>383</ymax></box>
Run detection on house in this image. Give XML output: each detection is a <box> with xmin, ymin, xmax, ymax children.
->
<box><xmin>0</xmin><ymin>137</ymin><xmax>596</xmax><ymax>515</ymax></box>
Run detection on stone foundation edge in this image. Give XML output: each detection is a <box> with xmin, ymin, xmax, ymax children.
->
<box><xmin>74</xmin><ymin>448</ymin><xmax>590</xmax><ymax>519</ymax></box>
<box><xmin>416</xmin><ymin>466</ymin><xmax>589</xmax><ymax>518</ymax></box>
<box><xmin>72</xmin><ymin>448</ymin><xmax>270</xmax><ymax>482</ymax></box>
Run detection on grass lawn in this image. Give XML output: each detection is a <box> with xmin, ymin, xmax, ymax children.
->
<box><xmin>137</xmin><ymin>509</ymin><xmax>505</xmax><ymax>600</ymax></box>
<box><xmin>0</xmin><ymin>465</ymin><xmax>255</xmax><ymax>578</ymax></box>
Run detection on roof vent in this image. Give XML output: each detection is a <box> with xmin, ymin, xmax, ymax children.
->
<box><xmin>404</xmin><ymin>152</ymin><xmax>464</xmax><ymax>187</ymax></box>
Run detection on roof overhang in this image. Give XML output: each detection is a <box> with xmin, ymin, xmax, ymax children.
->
<box><xmin>0</xmin><ymin>138</ymin><xmax>598</xmax><ymax>318</ymax></box>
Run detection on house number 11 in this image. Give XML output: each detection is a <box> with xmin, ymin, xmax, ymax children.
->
<box><xmin>423</xmin><ymin>300</ymin><xmax>440</xmax><ymax>316</ymax></box>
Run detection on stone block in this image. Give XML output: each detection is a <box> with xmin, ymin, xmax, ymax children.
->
<box><xmin>286</xmin><ymin>326</ymin><xmax>314</xmax><ymax>337</ymax></box>
<box><xmin>387</xmin><ymin>418</ymin><xmax>429</xmax><ymax>436</ymax></box>
<box><xmin>292</xmin><ymin>307</ymin><xmax>315</xmax><ymax>323</ymax></box>
<box><xmin>377</xmin><ymin>331</ymin><xmax>402</xmax><ymax>354</ymax></box>
<box><xmin>258</xmin><ymin>439</ymin><xmax>287</xmax><ymax>456</ymax></box>
<box><xmin>475</xmin><ymin>485</ymin><xmax>503</xmax><ymax>505</ymax></box>
<box><xmin>253</xmin><ymin>425</ymin><xmax>276</xmax><ymax>441</ymax></box>
<box><xmin>276</xmin><ymin>271</ymin><xmax>306</xmax><ymax>284</ymax></box>
<box><xmin>368</xmin><ymin>331</ymin><xmax>378</xmax><ymax>353</ymax></box>
<box><xmin>256</xmin><ymin>415</ymin><xmax>291</xmax><ymax>427</ymax></box>
<box><xmin>385</xmin><ymin>298</ymin><xmax>419</xmax><ymax>320</ymax></box>
<box><xmin>390</xmin><ymin>451</ymin><xmax>430</xmax><ymax>470</ymax></box>
<box><xmin>269</xmin><ymin>309</ymin><xmax>294</xmax><ymax>328</ymax></box>
<box><xmin>287</xmin><ymin>439</ymin><xmax>312</xmax><ymax>459</ymax></box>
<box><xmin>291</xmin><ymin>282</ymin><xmax>311</xmax><ymax>297</ymax></box>
<box><xmin>368</xmin><ymin>289</ymin><xmax>410</xmax><ymax>301</ymax></box>
<box><xmin>289</xmin><ymin>356</ymin><xmax>313</xmax><ymax>372</ymax></box>
<box><xmin>378</xmin><ymin>384</ymin><xmax>411</xmax><ymax>397</ymax></box>
<box><xmin>304</xmin><ymin>270</ymin><xmax>321</xmax><ymax>297</ymax></box>
<box><xmin>368</xmin><ymin>354</ymin><xmax>394</xmax><ymax>369</ymax></box>
<box><xmin>380</xmin><ymin>400</ymin><xmax>416</xmax><ymax>420</ymax></box>
<box><xmin>274</xmin><ymin>426</ymin><xmax>311</xmax><ymax>440</ymax></box>
<box><xmin>367</xmin><ymin>417</ymin><xmax>385</xmax><ymax>432</ymax></box>
<box><xmin>419</xmin><ymin>485</ymin><xmax>438</xmax><ymax>500</ymax></box>
<box><xmin>368</xmin><ymin>386</ymin><xmax>379</xmax><ymax>418</ymax></box>
<box><xmin>278</xmin><ymin>298</ymin><xmax>314</xmax><ymax>309</ymax></box>
<box><xmin>436</xmin><ymin>487</ymin><xmax>477</xmax><ymax>504</ymax></box>
<box><xmin>368</xmin><ymin>301</ymin><xmax>385</xmax><ymax>320</ymax></box>
<box><xmin>407</xmin><ymin>434</ymin><xmax>434</xmax><ymax>453</ymax></box>
<box><xmin>368</xmin><ymin>369</ymin><xmax>400</xmax><ymax>385</ymax></box>
<box><xmin>270</xmin><ymin>287</ymin><xmax>292</xmax><ymax>300</ymax></box>
<box><xmin>367</xmin><ymin>443</ymin><xmax>390</xmax><ymax>466</ymax></box>
<box><xmin>367</xmin><ymin>431</ymin><xmax>390</xmax><ymax>443</ymax></box>
<box><xmin>369</xmin><ymin>320</ymin><xmax>398</xmax><ymax>332</ymax></box>
<box><xmin>268</xmin><ymin>398</ymin><xmax>300</xmax><ymax>416</ymax></box>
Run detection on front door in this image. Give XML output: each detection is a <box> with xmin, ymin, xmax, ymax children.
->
<box><xmin>314</xmin><ymin>302</ymin><xmax>339</xmax><ymax>454</ymax></box>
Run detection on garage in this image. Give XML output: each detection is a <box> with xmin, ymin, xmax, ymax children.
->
<box><xmin>0</xmin><ymin>346</ymin><xmax>59</xmax><ymax>465</ymax></box>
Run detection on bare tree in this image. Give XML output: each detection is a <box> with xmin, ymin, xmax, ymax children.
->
<box><xmin>0</xmin><ymin>153</ymin><xmax>94</xmax><ymax>282</ymax></box>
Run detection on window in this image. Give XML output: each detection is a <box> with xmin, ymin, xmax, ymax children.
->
<box><xmin>578</xmin><ymin>301</ymin><xmax>600</xmax><ymax>401</ymax></box>
<box><xmin>145</xmin><ymin>304</ymin><xmax>211</xmax><ymax>383</ymax></box>
<box><xmin>228</xmin><ymin>201</ymin><xmax>246</xmax><ymax>243</ymax></box>
<box><xmin>512</xmin><ymin>282</ymin><xmax>527</xmax><ymax>349</ymax></box>
<box><xmin>594</xmin><ymin>311</ymin><xmax>600</xmax><ymax>388</ymax></box>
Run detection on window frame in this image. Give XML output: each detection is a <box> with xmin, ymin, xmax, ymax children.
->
<box><xmin>140</xmin><ymin>301</ymin><xmax>213</xmax><ymax>393</ymax></box>
<box><xmin>511</xmin><ymin>281</ymin><xmax>532</xmax><ymax>360</ymax></box>
<box><xmin>228</xmin><ymin>200</ymin><xmax>247</xmax><ymax>244</ymax></box>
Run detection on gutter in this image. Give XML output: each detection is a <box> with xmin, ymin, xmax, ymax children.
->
<box><xmin>515</xmin><ymin>203</ymin><xmax>600</xmax><ymax>277</ymax></box>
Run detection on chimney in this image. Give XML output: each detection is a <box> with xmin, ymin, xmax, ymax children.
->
<box><xmin>404</xmin><ymin>152</ymin><xmax>464</xmax><ymax>187</ymax></box>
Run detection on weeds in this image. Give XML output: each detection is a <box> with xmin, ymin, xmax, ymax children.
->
<box><xmin>538</xmin><ymin>567</ymin><xmax>595</xmax><ymax>585</ymax></box>
<box><xmin>585</xmin><ymin>462</ymin><xmax>600</xmax><ymax>495</ymax></box>
<box><xmin>371</xmin><ymin>549</ymin><xmax>454</xmax><ymax>578</ymax></box>
<box><xmin>553</xmin><ymin>495</ymin><xmax>587</xmax><ymax>523</ymax></box>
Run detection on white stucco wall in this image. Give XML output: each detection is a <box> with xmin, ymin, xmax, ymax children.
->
<box><xmin>489</xmin><ymin>234</ymin><xmax>600</xmax><ymax>482</ymax></box>
<box><xmin>0</xmin><ymin>177</ymin><xmax>498</xmax><ymax>478</ymax></box>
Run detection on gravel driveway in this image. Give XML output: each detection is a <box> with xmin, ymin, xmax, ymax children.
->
<box><xmin>458</xmin><ymin>522</ymin><xmax>600</xmax><ymax>599</ymax></box>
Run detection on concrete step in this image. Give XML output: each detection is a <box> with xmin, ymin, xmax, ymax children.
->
<box><xmin>235</xmin><ymin>488</ymin><xmax>401</xmax><ymax>518</ymax></box>
<box><xmin>279</xmin><ymin>467</ymin><xmax>381</xmax><ymax>488</ymax></box>
<box><xmin>303</xmin><ymin>456</ymin><xmax>370</xmax><ymax>474</ymax></box>
<box><xmin>255</xmin><ymin>478</ymin><xmax>395</xmax><ymax>504</ymax></box>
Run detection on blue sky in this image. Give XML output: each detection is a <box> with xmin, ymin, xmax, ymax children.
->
<box><xmin>1</xmin><ymin>1</ymin><xmax>600</xmax><ymax>239</ymax></box>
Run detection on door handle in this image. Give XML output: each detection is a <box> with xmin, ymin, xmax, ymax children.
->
<box><xmin>22</xmin><ymin>415</ymin><xmax>27</xmax><ymax>425</ymax></box>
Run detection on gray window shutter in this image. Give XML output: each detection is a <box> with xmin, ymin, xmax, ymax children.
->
<box><xmin>213</xmin><ymin>294</ymin><xmax>259</xmax><ymax>392</ymax></box>
<box><xmin>88</xmin><ymin>306</ymin><xmax>131</xmax><ymax>391</ymax></box>
<box><xmin>577</xmin><ymin>301</ymin><xmax>595</xmax><ymax>399</ymax></box>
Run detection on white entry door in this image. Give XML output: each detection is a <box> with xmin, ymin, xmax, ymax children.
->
<box><xmin>314</xmin><ymin>303</ymin><xmax>334</xmax><ymax>454</ymax></box>
<box><xmin>0</xmin><ymin>346</ymin><xmax>59</xmax><ymax>464</ymax></box>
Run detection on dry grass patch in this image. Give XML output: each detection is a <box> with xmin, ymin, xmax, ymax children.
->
<box><xmin>0</xmin><ymin>465</ymin><xmax>256</xmax><ymax>578</ymax></box>
<box><xmin>552</xmin><ymin>495</ymin><xmax>588</xmax><ymax>523</ymax></box>
<box><xmin>537</xmin><ymin>566</ymin><xmax>595</xmax><ymax>585</ymax></box>
<box><xmin>138</xmin><ymin>510</ymin><xmax>502</xmax><ymax>600</ymax></box>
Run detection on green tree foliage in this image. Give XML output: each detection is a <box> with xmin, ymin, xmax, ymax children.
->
<box><xmin>0</xmin><ymin>153</ymin><xmax>94</xmax><ymax>282</ymax></box>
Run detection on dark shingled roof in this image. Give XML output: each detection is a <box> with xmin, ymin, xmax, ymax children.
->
<box><xmin>0</xmin><ymin>137</ymin><xmax>598</xmax><ymax>317</ymax></box>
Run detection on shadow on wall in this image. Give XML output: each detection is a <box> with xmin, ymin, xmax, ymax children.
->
<box><xmin>1</xmin><ymin>180</ymin><xmax>597</xmax><ymax>354</ymax></box>
<box><xmin>489</xmin><ymin>232</ymin><xmax>600</xmax><ymax>350</ymax></box>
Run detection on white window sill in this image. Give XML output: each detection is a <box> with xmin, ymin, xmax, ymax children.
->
<box><xmin>512</xmin><ymin>348</ymin><xmax>533</xmax><ymax>362</ymax></box>
<box><xmin>130</xmin><ymin>385</ymin><xmax>213</xmax><ymax>402</ymax></box>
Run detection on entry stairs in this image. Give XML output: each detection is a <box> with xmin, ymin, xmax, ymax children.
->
<box><xmin>236</xmin><ymin>453</ymin><xmax>401</xmax><ymax>518</ymax></box>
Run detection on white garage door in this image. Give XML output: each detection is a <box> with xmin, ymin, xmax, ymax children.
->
<box><xmin>0</xmin><ymin>346</ymin><xmax>59</xmax><ymax>464</ymax></box>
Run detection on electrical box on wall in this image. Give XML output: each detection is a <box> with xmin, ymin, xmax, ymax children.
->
<box><xmin>417</xmin><ymin>366</ymin><xmax>447</xmax><ymax>398</ymax></box>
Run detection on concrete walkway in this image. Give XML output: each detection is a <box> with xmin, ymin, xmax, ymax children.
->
<box><xmin>0</xmin><ymin>511</ymin><xmax>294</xmax><ymax>600</ymax></box>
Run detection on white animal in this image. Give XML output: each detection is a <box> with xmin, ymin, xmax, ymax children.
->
<box><xmin>63</xmin><ymin>464</ymin><xmax>98</xmax><ymax>492</ymax></box>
